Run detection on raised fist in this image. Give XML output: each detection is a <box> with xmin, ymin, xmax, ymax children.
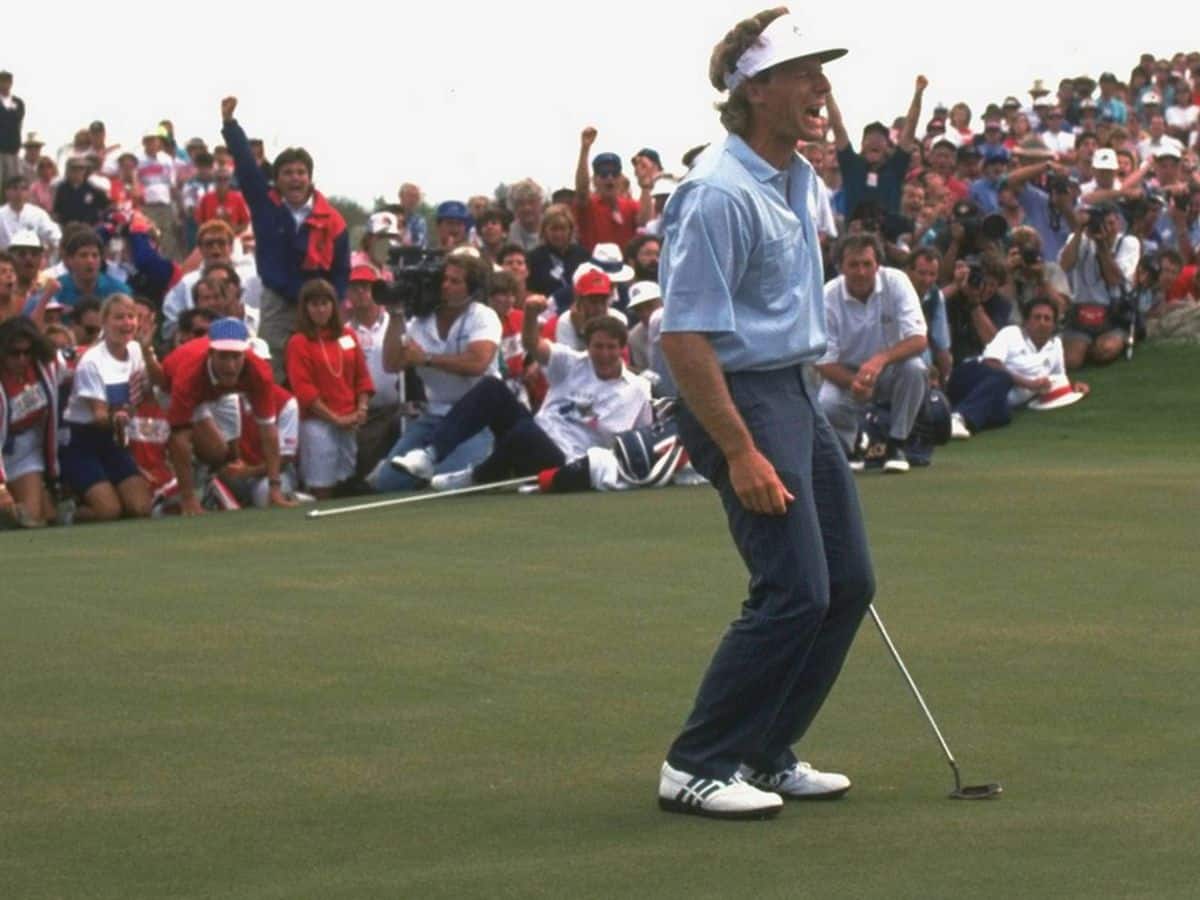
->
<box><xmin>580</xmin><ymin>127</ymin><xmax>598</xmax><ymax>148</ymax></box>
<box><xmin>221</xmin><ymin>96</ymin><xmax>238</xmax><ymax>122</ymax></box>
<box><xmin>915</xmin><ymin>75</ymin><xmax>929</xmax><ymax>92</ymax></box>
<box><xmin>523</xmin><ymin>294</ymin><xmax>549</xmax><ymax>317</ymax></box>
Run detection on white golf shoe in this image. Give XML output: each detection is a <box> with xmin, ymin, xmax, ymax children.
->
<box><xmin>738</xmin><ymin>761</ymin><xmax>852</xmax><ymax>801</ymax></box>
<box><xmin>389</xmin><ymin>447</ymin><xmax>435</xmax><ymax>482</ymax></box>
<box><xmin>430</xmin><ymin>468</ymin><xmax>475</xmax><ymax>492</ymax></box>
<box><xmin>658</xmin><ymin>762</ymin><xmax>783</xmax><ymax>820</ymax></box>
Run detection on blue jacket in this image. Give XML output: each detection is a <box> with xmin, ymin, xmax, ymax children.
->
<box><xmin>222</xmin><ymin>119</ymin><xmax>349</xmax><ymax>303</ymax></box>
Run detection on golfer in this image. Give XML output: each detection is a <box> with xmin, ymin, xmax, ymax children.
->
<box><xmin>656</xmin><ymin>8</ymin><xmax>875</xmax><ymax>820</ymax></box>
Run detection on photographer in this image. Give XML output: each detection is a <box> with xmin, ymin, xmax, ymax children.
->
<box><xmin>1003</xmin><ymin>160</ymin><xmax>1079</xmax><ymax>263</ymax></box>
<box><xmin>942</xmin><ymin>251</ymin><xmax>1013</xmax><ymax>368</ymax></box>
<box><xmin>1006</xmin><ymin>226</ymin><xmax>1072</xmax><ymax>319</ymax></box>
<box><xmin>369</xmin><ymin>251</ymin><xmax>501</xmax><ymax>492</ymax></box>
<box><xmin>1058</xmin><ymin>203</ymin><xmax>1140</xmax><ymax>368</ymax></box>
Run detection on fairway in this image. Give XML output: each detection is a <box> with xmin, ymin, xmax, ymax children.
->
<box><xmin>4</xmin><ymin>345</ymin><xmax>1198</xmax><ymax>899</ymax></box>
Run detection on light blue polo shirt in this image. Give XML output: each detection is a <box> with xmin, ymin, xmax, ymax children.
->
<box><xmin>658</xmin><ymin>134</ymin><xmax>827</xmax><ymax>373</ymax></box>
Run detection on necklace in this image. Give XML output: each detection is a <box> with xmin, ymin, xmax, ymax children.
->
<box><xmin>317</xmin><ymin>331</ymin><xmax>344</xmax><ymax>379</ymax></box>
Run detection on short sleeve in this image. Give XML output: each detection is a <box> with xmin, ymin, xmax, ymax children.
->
<box><xmin>466</xmin><ymin>304</ymin><xmax>502</xmax><ymax>345</ymax></box>
<box><xmin>893</xmin><ymin>272</ymin><xmax>928</xmax><ymax>341</ymax></box>
<box><xmin>982</xmin><ymin>325</ymin><xmax>1017</xmax><ymax>362</ymax></box>
<box><xmin>71</xmin><ymin>356</ymin><xmax>107</xmax><ymax>403</ymax></box>
<box><xmin>818</xmin><ymin>282</ymin><xmax>842</xmax><ymax>365</ymax></box>
<box><xmin>545</xmin><ymin>342</ymin><xmax>585</xmax><ymax>385</ymax></box>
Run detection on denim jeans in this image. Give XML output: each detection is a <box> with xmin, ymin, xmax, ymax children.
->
<box><xmin>367</xmin><ymin>411</ymin><xmax>493</xmax><ymax>492</ymax></box>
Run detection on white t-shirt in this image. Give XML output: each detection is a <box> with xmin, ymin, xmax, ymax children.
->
<box><xmin>65</xmin><ymin>340</ymin><xmax>147</xmax><ymax>425</ymax></box>
<box><xmin>982</xmin><ymin>324</ymin><xmax>1065</xmax><ymax>407</ymax></box>
<box><xmin>534</xmin><ymin>343</ymin><xmax>652</xmax><ymax>460</ymax></box>
<box><xmin>819</xmin><ymin>266</ymin><xmax>926</xmax><ymax>367</ymax></box>
<box><xmin>350</xmin><ymin>308</ymin><xmax>402</xmax><ymax>410</ymax></box>
<box><xmin>137</xmin><ymin>152</ymin><xmax>176</xmax><ymax>206</ymax></box>
<box><xmin>407</xmin><ymin>302</ymin><xmax>502</xmax><ymax>414</ymax></box>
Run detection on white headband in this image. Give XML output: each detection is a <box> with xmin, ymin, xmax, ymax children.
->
<box><xmin>723</xmin><ymin>14</ymin><xmax>846</xmax><ymax>92</ymax></box>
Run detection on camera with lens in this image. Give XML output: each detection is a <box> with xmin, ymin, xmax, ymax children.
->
<box><xmin>1172</xmin><ymin>191</ymin><xmax>1191</xmax><ymax>213</ymax></box>
<box><xmin>965</xmin><ymin>256</ymin><xmax>985</xmax><ymax>290</ymax></box>
<box><xmin>1045</xmin><ymin>172</ymin><xmax>1072</xmax><ymax>195</ymax></box>
<box><xmin>375</xmin><ymin>246</ymin><xmax>447</xmax><ymax>318</ymax></box>
<box><xmin>1085</xmin><ymin>206</ymin><xmax>1109</xmax><ymax>237</ymax></box>
<box><xmin>1020</xmin><ymin>246</ymin><xmax>1041</xmax><ymax>266</ymax></box>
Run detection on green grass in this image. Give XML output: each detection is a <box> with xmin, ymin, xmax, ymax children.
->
<box><xmin>4</xmin><ymin>344</ymin><xmax>1198</xmax><ymax>899</ymax></box>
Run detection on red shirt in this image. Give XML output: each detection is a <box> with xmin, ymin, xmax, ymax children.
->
<box><xmin>576</xmin><ymin>193</ymin><xmax>640</xmax><ymax>254</ymax></box>
<box><xmin>128</xmin><ymin>397</ymin><xmax>173</xmax><ymax>489</ymax></box>
<box><xmin>195</xmin><ymin>189</ymin><xmax>252</xmax><ymax>229</ymax></box>
<box><xmin>162</xmin><ymin>337</ymin><xmax>277</xmax><ymax>428</ymax></box>
<box><xmin>284</xmin><ymin>328</ymin><xmax>374</xmax><ymax>418</ymax></box>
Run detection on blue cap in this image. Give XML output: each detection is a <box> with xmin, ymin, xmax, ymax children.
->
<box><xmin>436</xmin><ymin>200</ymin><xmax>471</xmax><ymax>222</ymax></box>
<box><xmin>591</xmin><ymin>152</ymin><xmax>622</xmax><ymax>174</ymax></box>
<box><xmin>208</xmin><ymin>317</ymin><xmax>250</xmax><ymax>351</ymax></box>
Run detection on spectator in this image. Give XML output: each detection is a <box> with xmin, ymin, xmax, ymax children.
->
<box><xmin>1040</xmin><ymin>107</ymin><xmax>1078</xmax><ymax>158</ymax></box>
<box><xmin>390</xmin><ymin>299</ymin><xmax>650</xmax><ymax>491</ymax></box>
<box><xmin>968</xmin><ymin>146</ymin><xmax>1011</xmax><ymax>215</ymax></box>
<box><xmin>162</xmin><ymin>220</ymin><xmax>262</xmax><ymax>341</ymax></box>
<box><xmin>0</xmin><ymin>317</ymin><xmax>66</xmax><ymax>526</ymax></box>
<box><xmin>352</xmin><ymin>211</ymin><xmax>404</xmax><ymax>281</ymax></box>
<box><xmin>344</xmin><ymin>266</ymin><xmax>403</xmax><ymax>478</ymax></box>
<box><xmin>816</xmin><ymin>235</ymin><xmax>928</xmax><ymax>473</ymax></box>
<box><xmin>29</xmin><ymin>155</ymin><xmax>56</xmax><ymax>212</ymax></box>
<box><xmin>0</xmin><ymin>175</ymin><xmax>62</xmax><ymax>251</ymax></box>
<box><xmin>285</xmin><ymin>279</ymin><xmax>373</xmax><ymax>499</ymax></box>
<box><xmin>370</xmin><ymin>252</ymin><xmax>501</xmax><ymax>492</ymax></box>
<box><xmin>948</xmin><ymin>101</ymin><xmax>974</xmax><ymax>145</ymax></box>
<box><xmin>1004</xmin><ymin>159</ymin><xmax>1080</xmax><ymax>263</ymax></box>
<box><xmin>475</xmin><ymin>207</ymin><xmax>509</xmax><ymax>266</ymax></box>
<box><xmin>163</xmin><ymin>317</ymin><xmax>294</xmax><ymax>516</ymax></box>
<box><xmin>221</xmin><ymin>95</ymin><xmax>349</xmax><ymax>380</ymax></box>
<box><xmin>1006</xmin><ymin>225</ymin><xmax>1073</xmax><ymax>318</ymax></box>
<box><xmin>926</xmin><ymin>139</ymin><xmax>970</xmax><ymax>202</ymax></box>
<box><xmin>53</xmin><ymin>156</ymin><xmax>110</xmax><ymax>226</ymax></box>
<box><xmin>943</xmin><ymin>251</ymin><xmax>1014</xmax><ymax>367</ymax></box>
<box><xmin>223</xmin><ymin>342</ymin><xmax>302</xmax><ymax>508</ymax></box>
<box><xmin>526</xmin><ymin>203</ymin><xmax>589</xmax><ymax>301</ymax></box>
<box><xmin>24</xmin><ymin>229</ymin><xmax>129</xmax><ymax>318</ymax></box>
<box><xmin>194</xmin><ymin>263</ymin><xmax>259</xmax><ymax>336</ymax></box>
<box><xmin>398</xmin><ymin>182</ymin><xmax>429</xmax><ymax>248</ymax></box>
<box><xmin>1137</xmin><ymin>111</ymin><xmax>1184</xmax><ymax>160</ymax></box>
<box><xmin>1059</xmin><ymin>203</ymin><xmax>1141</xmax><ymax>368</ymax></box>
<box><xmin>1096</xmin><ymin>72</ymin><xmax>1128</xmax><ymax>125</ymax></box>
<box><xmin>18</xmin><ymin>132</ymin><xmax>44</xmax><ymax>183</ymax></box>
<box><xmin>905</xmin><ymin>247</ymin><xmax>953</xmax><ymax>386</ymax></box>
<box><xmin>497</xmin><ymin>244</ymin><xmax>530</xmax><ymax>302</ymax></box>
<box><xmin>626</xmin><ymin>233</ymin><xmax>660</xmax><ymax>284</ymax></box>
<box><xmin>625</xmin><ymin>281</ymin><xmax>662</xmax><ymax>373</ymax></box>
<box><xmin>180</xmin><ymin>151</ymin><xmax>216</xmax><ymax>249</ymax></box>
<box><xmin>506</xmin><ymin>178</ymin><xmax>545</xmax><ymax>251</ymax></box>
<box><xmin>433</xmin><ymin>201</ymin><xmax>471</xmax><ymax>251</ymax></box>
<box><xmin>58</xmin><ymin>294</ymin><xmax>152</xmax><ymax>522</ymax></box>
<box><xmin>1164</xmin><ymin>83</ymin><xmax>1198</xmax><ymax>141</ymax></box>
<box><xmin>136</xmin><ymin>127</ymin><xmax>181</xmax><ymax>260</ymax></box>
<box><xmin>947</xmin><ymin>297</ymin><xmax>1088</xmax><ymax>438</ymax></box>
<box><xmin>193</xmin><ymin>163</ymin><xmax>251</xmax><ymax>234</ymax></box>
<box><xmin>0</xmin><ymin>250</ymin><xmax>16</xmax><ymax>322</ymax></box>
<box><xmin>573</xmin><ymin>126</ymin><xmax>649</xmax><ymax>253</ymax></box>
<box><xmin>548</xmin><ymin>268</ymin><xmax>627</xmax><ymax>351</ymax></box>
<box><xmin>0</xmin><ymin>71</ymin><xmax>24</xmax><ymax>189</ymax></box>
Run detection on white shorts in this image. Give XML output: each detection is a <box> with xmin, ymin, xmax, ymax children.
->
<box><xmin>299</xmin><ymin>419</ymin><xmax>356</xmax><ymax>489</ymax></box>
<box><xmin>2</xmin><ymin>428</ymin><xmax>46</xmax><ymax>482</ymax></box>
<box><xmin>194</xmin><ymin>395</ymin><xmax>242</xmax><ymax>443</ymax></box>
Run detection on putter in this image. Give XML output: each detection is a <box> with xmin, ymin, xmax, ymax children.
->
<box><xmin>868</xmin><ymin>605</ymin><xmax>1002</xmax><ymax>800</ymax></box>
<box><xmin>304</xmin><ymin>475</ymin><xmax>538</xmax><ymax>520</ymax></box>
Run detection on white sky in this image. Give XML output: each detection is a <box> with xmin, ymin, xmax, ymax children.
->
<box><xmin>7</xmin><ymin>1</ymin><xmax>1193</xmax><ymax>208</ymax></box>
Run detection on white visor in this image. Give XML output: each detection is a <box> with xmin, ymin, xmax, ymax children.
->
<box><xmin>724</xmin><ymin>14</ymin><xmax>846</xmax><ymax>92</ymax></box>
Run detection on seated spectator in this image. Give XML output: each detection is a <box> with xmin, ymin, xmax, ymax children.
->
<box><xmin>58</xmin><ymin>294</ymin><xmax>152</xmax><ymax>522</ymax></box>
<box><xmin>53</xmin><ymin>156</ymin><xmax>110</xmax><ymax>226</ymax></box>
<box><xmin>905</xmin><ymin>247</ymin><xmax>953</xmax><ymax>386</ymax></box>
<box><xmin>816</xmin><ymin>235</ymin><xmax>928</xmax><ymax>473</ymax></box>
<box><xmin>487</xmin><ymin>269</ymin><xmax>534</xmax><ymax>400</ymax></box>
<box><xmin>0</xmin><ymin>317</ymin><xmax>66</xmax><ymax>526</ymax></box>
<box><xmin>162</xmin><ymin>317</ymin><xmax>294</xmax><ymax>516</ymax></box>
<box><xmin>625</xmin><ymin>281</ymin><xmax>662</xmax><ymax>373</ymax></box>
<box><xmin>285</xmin><ymin>279</ymin><xmax>373</xmax><ymax>499</ymax></box>
<box><xmin>390</xmin><ymin>299</ymin><xmax>651</xmax><ymax>491</ymax></box>
<box><xmin>194</xmin><ymin>164</ymin><xmax>251</xmax><ymax>233</ymax></box>
<box><xmin>526</xmin><ymin>203</ymin><xmax>590</xmax><ymax>301</ymax></box>
<box><xmin>25</xmin><ymin>229</ymin><xmax>130</xmax><ymax>317</ymax></box>
<box><xmin>1059</xmin><ymin>203</ymin><xmax>1141</xmax><ymax>368</ymax></box>
<box><xmin>0</xmin><ymin>175</ymin><xmax>61</xmax><ymax>251</ymax></box>
<box><xmin>573</xmin><ymin>127</ymin><xmax>649</xmax><ymax>253</ymax></box>
<box><xmin>546</xmin><ymin>268</ymin><xmax>627</xmax><ymax>351</ymax></box>
<box><xmin>369</xmin><ymin>252</ymin><xmax>501</xmax><ymax>492</ymax></box>
<box><xmin>947</xmin><ymin>297</ymin><xmax>1089</xmax><ymax>437</ymax></box>
<box><xmin>345</xmin><ymin>266</ymin><xmax>403</xmax><ymax>478</ymax></box>
<box><xmin>505</xmin><ymin>178</ymin><xmax>545</xmax><ymax>251</ymax></box>
<box><xmin>434</xmin><ymin>201</ymin><xmax>471</xmax><ymax>251</ymax></box>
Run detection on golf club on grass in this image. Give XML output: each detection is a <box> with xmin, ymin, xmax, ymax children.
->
<box><xmin>304</xmin><ymin>475</ymin><xmax>538</xmax><ymax>520</ymax></box>
<box><xmin>868</xmin><ymin>604</ymin><xmax>1003</xmax><ymax>800</ymax></box>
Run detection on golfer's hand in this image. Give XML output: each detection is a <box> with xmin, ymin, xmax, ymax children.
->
<box><xmin>728</xmin><ymin>448</ymin><xmax>793</xmax><ymax>516</ymax></box>
<box><xmin>269</xmin><ymin>487</ymin><xmax>298</xmax><ymax>509</ymax></box>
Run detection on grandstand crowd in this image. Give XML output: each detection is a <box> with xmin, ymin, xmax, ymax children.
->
<box><xmin>2</xmin><ymin>49</ymin><xmax>1199</xmax><ymax>527</ymax></box>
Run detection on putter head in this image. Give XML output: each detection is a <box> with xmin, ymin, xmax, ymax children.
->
<box><xmin>950</xmin><ymin>782</ymin><xmax>1003</xmax><ymax>800</ymax></box>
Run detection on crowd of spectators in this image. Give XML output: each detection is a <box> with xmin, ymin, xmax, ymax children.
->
<box><xmin>2</xmin><ymin>49</ymin><xmax>1200</xmax><ymax>527</ymax></box>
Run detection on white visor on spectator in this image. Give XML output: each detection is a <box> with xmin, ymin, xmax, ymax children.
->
<box><xmin>724</xmin><ymin>14</ymin><xmax>846</xmax><ymax>92</ymax></box>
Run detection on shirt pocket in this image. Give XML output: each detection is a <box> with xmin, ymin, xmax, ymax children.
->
<box><xmin>758</xmin><ymin>234</ymin><xmax>798</xmax><ymax>302</ymax></box>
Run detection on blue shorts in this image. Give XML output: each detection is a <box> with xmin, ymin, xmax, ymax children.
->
<box><xmin>60</xmin><ymin>424</ymin><xmax>141</xmax><ymax>495</ymax></box>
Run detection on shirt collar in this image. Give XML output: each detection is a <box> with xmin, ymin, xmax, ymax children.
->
<box><xmin>727</xmin><ymin>134</ymin><xmax>795</xmax><ymax>184</ymax></box>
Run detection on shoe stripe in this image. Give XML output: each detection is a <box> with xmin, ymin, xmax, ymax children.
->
<box><xmin>672</xmin><ymin>776</ymin><xmax>734</xmax><ymax>808</ymax></box>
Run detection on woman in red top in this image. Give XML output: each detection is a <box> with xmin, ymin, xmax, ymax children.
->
<box><xmin>0</xmin><ymin>317</ymin><xmax>65</xmax><ymax>526</ymax></box>
<box><xmin>285</xmin><ymin>279</ymin><xmax>373</xmax><ymax>498</ymax></box>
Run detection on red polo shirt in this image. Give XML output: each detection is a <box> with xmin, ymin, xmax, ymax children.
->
<box><xmin>195</xmin><ymin>189</ymin><xmax>252</xmax><ymax>229</ymax></box>
<box><xmin>162</xmin><ymin>338</ymin><xmax>277</xmax><ymax>428</ymax></box>
<box><xmin>575</xmin><ymin>193</ymin><xmax>640</xmax><ymax>254</ymax></box>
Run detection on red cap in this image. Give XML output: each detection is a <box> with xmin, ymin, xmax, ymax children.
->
<box><xmin>349</xmin><ymin>265</ymin><xmax>379</xmax><ymax>284</ymax></box>
<box><xmin>574</xmin><ymin>268</ymin><xmax>612</xmax><ymax>297</ymax></box>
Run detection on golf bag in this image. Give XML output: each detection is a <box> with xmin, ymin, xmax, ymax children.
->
<box><xmin>854</xmin><ymin>386</ymin><xmax>951</xmax><ymax>468</ymax></box>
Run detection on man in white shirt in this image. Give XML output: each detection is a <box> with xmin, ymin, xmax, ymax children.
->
<box><xmin>161</xmin><ymin>220</ymin><xmax>261</xmax><ymax>340</ymax></box>
<box><xmin>0</xmin><ymin>175</ymin><xmax>60</xmax><ymax>252</ymax></box>
<box><xmin>816</xmin><ymin>234</ymin><xmax>928</xmax><ymax>473</ymax></box>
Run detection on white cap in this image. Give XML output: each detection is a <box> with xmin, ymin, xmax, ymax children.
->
<box><xmin>724</xmin><ymin>13</ymin><xmax>846</xmax><ymax>92</ymax></box>
<box><xmin>1092</xmin><ymin>148</ymin><xmax>1119</xmax><ymax>171</ymax></box>
<box><xmin>627</xmin><ymin>281</ymin><xmax>662</xmax><ymax>309</ymax></box>
<box><xmin>6</xmin><ymin>228</ymin><xmax>43</xmax><ymax>250</ymax></box>
<box><xmin>366</xmin><ymin>211</ymin><xmax>402</xmax><ymax>237</ymax></box>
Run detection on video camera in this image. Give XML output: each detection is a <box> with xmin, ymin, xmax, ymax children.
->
<box><xmin>374</xmin><ymin>246</ymin><xmax>447</xmax><ymax>318</ymax></box>
<box><xmin>946</xmin><ymin>201</ymin><xmax>1009</xmax><ymax>256</ymax></box>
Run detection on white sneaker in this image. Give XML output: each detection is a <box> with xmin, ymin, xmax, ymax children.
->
<box><xmin>950</xmin><ymin>413</ymin><xmax>971</xmax><ymax>440</ymax></box>
<box><xmin>658</xmin><ymin>762</ymin><xmax>783</xmax><ymax>820</ymax></box>
<box><xmin>430</xmin><ymin>468</ymin><xmax>475</xmax><ymax>492</ymax></box>
<box><xmin>738</xmin><ymin>761</ymin><xmax>851</xmax><ymax>801</ymax></box>
<box><xmin>389</xmin><ymin>447</ymin><xmax>435</xmax><ymax>482</ymax></box>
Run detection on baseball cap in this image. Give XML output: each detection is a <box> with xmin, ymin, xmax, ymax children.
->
<box><xmin>573</xmin><ymin>267</ymin><xmax>613</xmax><ymax>297</ymax></box>
<box><xmin>632</xmin><ymin>148</ymin><xmax>662</xmax><ymax>168</ymax></box>
<box><xmin>349</xmin><ymin>265</ymin><xmax>380</xmax><ymax>283</ymax></box>
<box><xmin>983</xmin><ymin>146</ymin><xmax>1011</xmax><ymax>164</ymax></box>
<box><xmin>627</xmin><ymin>281</ymin><xmax>662</xmax><ymax>309</ymax></box>
<box><xmin>366</xmin><ymin>211</ymin><xmax>402</xmax><ymax>236</ymax></box>
<box><xmin>722</xmin><ymin>12</ymin><xmax>846</xmax><ymax>91</ymax></box>
<box><xmin>1155</xmin><ymin>145</ymin><xmax>1181</xmax><ymax>160</ymax></box>
<box><xmin>592</xmin><ymin>152</ymin><xmax>622</xmax><ymax>175</ymax></box>
<box><xmin>435</xmin><ymin>200</ymin><xmax>470</xmax><ymax>222</ymax></box>
<box><xmin>208</xmin><ymin>317</ymin><xmax>251</xmax><ymax>352</ymax></box>
<box><xmin>1092</xmin><ymin>148</ymin><xmax>1119</xmax><ymax>171</ymax></box>
<box><xmin>6</xmin><ymin>228</ymin><xmax>43</xmax><ymax>250</ymax></box>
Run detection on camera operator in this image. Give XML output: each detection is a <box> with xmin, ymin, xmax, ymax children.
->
<box><xmin>368</xmin><ymin>250</ymin><xmax>501</xmax><ymax>492</ymax></box>
<box><xmin>1002</xmin><ymin>159</ymin><xmax>1080</xmax><ymax>263</ymax></box>
<box><xmin>936</xmin><ymin>200</ymin><xmax>1008</xmax><ymax>286</ymax></box>
<box><xmin>1058</xmin><ymin>203</ymin><xmax>1141</xmax><ymax>368</ymax></box>
<box><xmin>1158</xmin><ymin>182</ymin><xmax>1200</xmax><ymax>265</ymax></box>
<box><xmin>942</xmin><ymin>251</ymin><xmax>1013</xmax><ymax>369</ymax></box>
<box><xmin>1006</xmin><ymin>226</ymin><xmax>1072</xmax><ymax>319</ymax></box>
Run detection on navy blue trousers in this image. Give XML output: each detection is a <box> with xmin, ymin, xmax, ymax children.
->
<box><xmin>947</xmin><ymin>360</ymin><xmax>1014</xmax><ymax>432</ymax></box>
<box><xmin>666</xmin><ymin>366</ymin><xmax>875</xmax><ymax>779</ymax></box>
<box><xmin>428</xmin><ymin>378</ymin><xmax>565</xmax><ymax>483</ymax></box>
